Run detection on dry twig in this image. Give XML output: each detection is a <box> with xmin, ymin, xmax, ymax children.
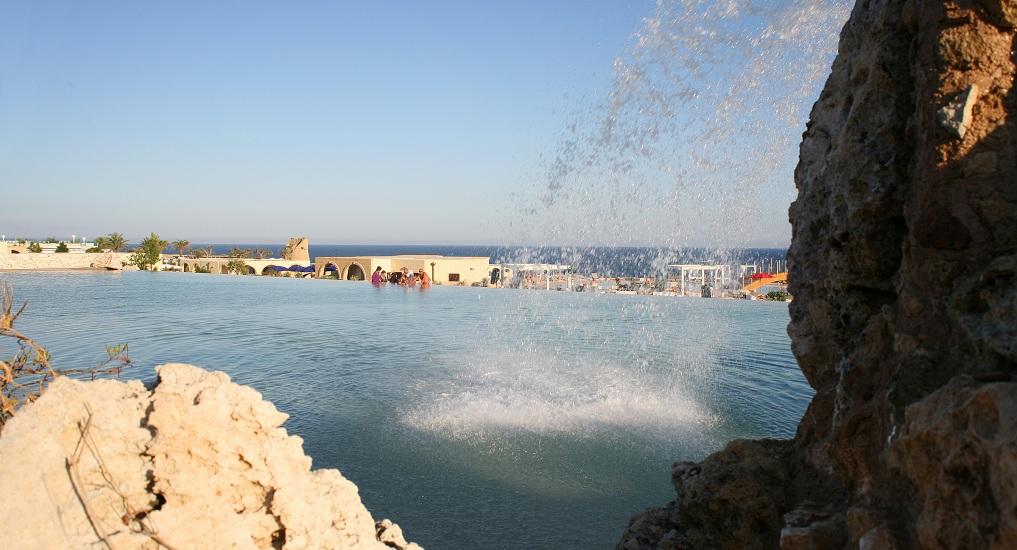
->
<box><xmin>0</xmin><ymin>281</ymin><xmax>132</xmax><ymax>431</ymax></box>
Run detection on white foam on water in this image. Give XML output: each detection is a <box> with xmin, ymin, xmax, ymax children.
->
<box><xmin>401</xmin><ymin>345</ymin><xmax>717</xmax><ymax>442</ymax></box>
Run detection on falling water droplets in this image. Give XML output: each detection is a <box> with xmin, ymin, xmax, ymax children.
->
<box><xmin>406</xmin><ymin>0</ymin><xmax>849</xmax><ymax>448</ymax></box>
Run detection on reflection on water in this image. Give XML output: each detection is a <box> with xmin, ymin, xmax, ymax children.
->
<box><xmin>3</xmin><ymin>271</ymin><xmax>810</xmax><ymax>549</ymax></box>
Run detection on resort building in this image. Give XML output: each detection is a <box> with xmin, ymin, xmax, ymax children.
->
<box><xmin>0</xmin><ymin>239</ymin><xmax>96</xmax><ymax>254</ymax></box>
<box><xmin>38</xmin><ymin>241</ymin><xmax>97</xmax><ymax>254</ymax></box>
<box><xmin>177</xmin><ymin>257</ymin><xmax>313</xmax><ymax>275</ymax></box>
<box><xmin>0</xmin><ymin>241</ymin><xmax>28</xmax><ymax>254</ymax></box>
<box><xmin>176</xmin><ymin>236</ymin><xmax>314</xmax><ymax>276</ymax></box>
<box><xmin>313</xmin><ymin>255</ymin><xmax>491</xmax><ymax>285</ymax></box>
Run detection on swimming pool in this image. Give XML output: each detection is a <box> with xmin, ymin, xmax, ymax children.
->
<box><xmin>3</xmin><ymin>271</ymin><xmax>810</xmax><ymax>549</ymax></box>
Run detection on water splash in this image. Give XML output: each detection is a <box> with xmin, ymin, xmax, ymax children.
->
<box><xmin>402</xmin><ymin>345</ymin><xmax>718</xmax><ymax>442</ymax></box>
<box><xmin>405</xmin><ymin>0</ymin><xmax>847</xmax><ymax>446</ymax></box>
<box><xmin>516</xmin><ymin>0</ymin><xmax>850</xmax><ymax>255</ymax></box>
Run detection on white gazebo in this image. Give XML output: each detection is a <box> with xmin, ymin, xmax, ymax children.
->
<box><xmin>668</xmin><ymin>264</ymin><xmax>732</xmax><ymax>296</ymax></box>
<box><xmin>495</xmin><ymin>263</ymin><xmax>573</xmax><ymax>290</ymax></box>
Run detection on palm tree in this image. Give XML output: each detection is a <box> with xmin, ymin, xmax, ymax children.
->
<box><xmin>228</xmin><ymin>247</ymin><xmax>252</xmax><ymax>259</ymax></box>
<box><xmin>171</xmin><ymin>240</ymin><xmax>190</xmax><ymax>256</ymax></box>
<box><xmin>127</xmin><ymin>232</ymin><xmax>169</xmax><ymax>271</ymax></box>
<box><xmin>100</xmin><ymin>232</ymin><xmax>127</xmax><ymax>252</ymax></box>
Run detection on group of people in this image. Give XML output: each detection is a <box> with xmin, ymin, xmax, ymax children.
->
<box><xmin>372</xmin><ymin>266</ymin><xmax>431</xmax><ymax>287</ymax></box>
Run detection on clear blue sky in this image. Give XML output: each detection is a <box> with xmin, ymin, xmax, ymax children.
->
<box><xmin>1</xmin><ymin>1</ymin><xmax>823</xmax><ymax>247</ymax></box>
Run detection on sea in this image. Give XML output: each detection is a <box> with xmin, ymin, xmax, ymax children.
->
<box><xmin>191</xmin><ymin>244</ymin><xmax>790</xmax><ymax>276</ymax></box>
<box><xmin>2</xmin><ymin>266</ymin><xmax>810</xmax><ymax>549</ymax></box>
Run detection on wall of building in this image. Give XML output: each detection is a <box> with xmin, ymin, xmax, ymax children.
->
<box><xmin>0</xmin><ymin>252</ymin><xmax>134</xmax><ymax>271</ymax></box>
<box><xmin>313</xmin><ymin>257</ymin><xmax>378</xmax><ymax>280</ymax></box>
<box><xmin>179</xmin><ymin>257</ymin><xmax>308</xmax><ymax>276</ymax></box>
<box><xmin>428</xmin><ymin>257</ymin><xmax>490</xmax><ymax>285</ymax></box>
<box><xmin>0</xmin><ymin>243</ymin><xmax>29</xmax><ymax>255</ymax></box>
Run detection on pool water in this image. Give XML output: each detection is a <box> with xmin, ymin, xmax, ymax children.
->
<box><xmin>2</xmin><ymin>271</ymin><xmax>811</xmax><ymax>549</ymax></box>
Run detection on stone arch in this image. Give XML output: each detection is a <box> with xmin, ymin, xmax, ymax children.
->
<box><xmin>344</xmin><ymin>263</ymin><xmax>366</xmax><ymax>281</ymax></box>
<box><xmin>184</xmin><ymin>263</ymin><xmax>191</xmax><ymax>272</ymax></box>
<box><xmin>321</xmin><ymin>262</ymin><xmax>340</xmax><ymax>279</ymax></box>
<box><xmin>262</xmin><ymin>265</ymin><xmax>283</xmax><ymax>276</ymax></box>
<box><xmin>244</xmin><ymin>265</ymin><xmax>256</xmax><ymax>275</ymax></box>
<box><xmin>220</xmin><ymin>264</ymin><xmax>229</xmax><ymax>274</ymax></box>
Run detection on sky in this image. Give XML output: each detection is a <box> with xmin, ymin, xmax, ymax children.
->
<box><xmin>0</xmin><ymin>1</ymin><xmax>822</xmax><ymax>247</ymax></box>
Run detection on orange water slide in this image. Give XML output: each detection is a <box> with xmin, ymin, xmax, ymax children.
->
<box><xmin>743</xmin><ymin>272</ymin><xmax>788</xmax><ymax>292</ymax></box>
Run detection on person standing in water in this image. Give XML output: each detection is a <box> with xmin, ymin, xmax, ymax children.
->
<box><xmin>417</xmin><ymin>268</ymin><xmax>431</xmax><ymax>287</ymax></box>
<box><xmin>371</xmin><ymin>266</ymin><xmax>384</xmax><ymax>285</ymax></box>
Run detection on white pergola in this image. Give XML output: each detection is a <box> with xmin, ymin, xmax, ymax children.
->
<box><xmin>495</xmin><ymin>263</ymin><xmax>573</xmax><ymax>290</ymax></box>
<box><xmin>668</xmin><ymin>264</ymin><xmax>732</xmax><ymax>296</ymax></box>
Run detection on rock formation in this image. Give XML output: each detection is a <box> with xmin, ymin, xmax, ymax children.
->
<box><xmin>0</xmin><ymin>363</ymin><xmax>420</xmax><ymax>550</ymax></box>
<box><xmin>619</xmin><ymin>0</ymin><xmax>1016</xmax><ymax>548</ymax></box>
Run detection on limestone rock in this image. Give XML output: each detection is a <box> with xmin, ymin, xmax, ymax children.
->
<box><xmin>937</xmin><ymin>84</ymin><xmax>980</xmax><ymax>138</ymax></box>
<box><xmin>0</xmin><ymin>363</ymin><xmax>419</xmax><ymax>549</ymax></box>
<box><xmin>621</xmin><ymin>0</ymin><xmax>1017</xmax><ymax>547</ymax></box>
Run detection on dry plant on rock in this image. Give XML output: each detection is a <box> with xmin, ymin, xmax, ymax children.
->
<box><xmin>0</xmin><ymin>282</ymin><xmax>131</xmax><ymax>432</ymax></box>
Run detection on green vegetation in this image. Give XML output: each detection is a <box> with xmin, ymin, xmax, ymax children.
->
<box><xmin>128</xmin><ymin>233</ymin><xmax>168</xmax><ymax>271</ymax></box>
<box><xmin>193</xmin><ymin>265</ymin><xmax>211</xmax><ymax>274</ymax></box>
<box><xmin>191</xmin><ymin>246</ymin><xmax>214</xmax><ymax>258</ymax></box>
<box><xmin>222</xmin><ymin>248</ymin><xmax>253</xmax><ymax>274</ymax></box>
<box><xmin>85</xmin><ymin>247</ymin><xmax>101</xmax><ymax>253</ymax></box>
<box><xmin>225</xmin><ymin>258</ymin><xmax>249</xmax><ymax>275</ymax></box>
<box><xmin>44</xmin><ymin>237</ymin><xmax>59</xmax><ymax>243</ymax></box>
<box><xmin>54</xmin><ymin>242</ymin><xmax>69</xmax><ymax>253</ymax></box>
<box><xmin>95</xmin><ymin>232</ymin><xmax>127</xmax><ymax>252</ymax></box>
<box><xmin>765</xmin><ymin>290</ymin><xmax>790</xmax><ymax>301</ymax></box>
<box><xmin>253</xmin><ymin>248</ymin><xmax>272</xmax><ymax>260</ymax></box>
<box><xmin>171</xmin><ymin>240</ymin><xmax>190</xmax><ymax>256</ymax></box>
<box><xmin>27</xmin><ymin>243</ymin><xmax>42</xmax><ymax>253</ymax></box>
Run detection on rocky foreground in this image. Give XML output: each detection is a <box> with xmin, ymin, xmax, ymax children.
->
<box><xmin>619</xmin><ymin>0</ymin><xmax>1016</xmax><ymax>548</ymax></box>
<box><xmin>0</xmin><ymin>363</ymin><xmax>420</xmax><ymax>550</ymax></box>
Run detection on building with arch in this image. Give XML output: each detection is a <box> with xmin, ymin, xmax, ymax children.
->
<box><xmin>313</xmin><ymin>255</ymin><xmax>491</xmax><ymax>284</ymax></box>
<box><xmin>177</xmin><ymin>257</ymin><xmax>312</xmax><ymax>276</ymax></box>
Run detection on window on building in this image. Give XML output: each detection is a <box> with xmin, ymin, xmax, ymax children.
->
<box><xmin>448</xmin><ymin>273</ymin><xmax>460</xmax><ymax>282</ymax></box>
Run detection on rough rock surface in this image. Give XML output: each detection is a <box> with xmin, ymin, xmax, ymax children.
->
<box><xmin>619</xmin><ymin>440</ymin><xmax>792</xmax><ymax>550</ymax></box>
<box><xmin>620</xmin><ymin>0</ymin><xmax>1016</xmax><ymax>548</ymax></box>
<box><xmin>0</xmin><ymin>363</ymin><xmax>421</xmax><ymax>550</ymax></box>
